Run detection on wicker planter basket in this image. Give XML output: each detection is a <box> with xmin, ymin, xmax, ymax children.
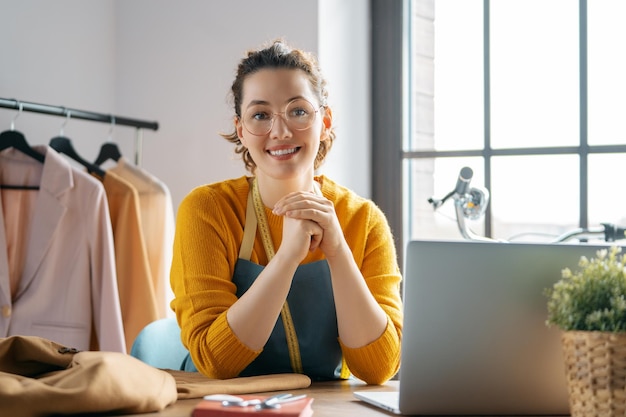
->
<box><xmin>561</xmin><ymin>331</ymin><xmax>626</xmax><ymax>417</ymax></box>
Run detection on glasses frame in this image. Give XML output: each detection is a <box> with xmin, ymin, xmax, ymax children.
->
<box><xmin>241</xmin><ymin>98</ymin><xmax>322</xmax><ymax>136</ymax></box>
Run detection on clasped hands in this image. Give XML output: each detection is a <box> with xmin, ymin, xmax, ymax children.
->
<box><xmin>272</xmin><ymin>190</ymin><xmax>344</xmax><ymax>261</ymax></box>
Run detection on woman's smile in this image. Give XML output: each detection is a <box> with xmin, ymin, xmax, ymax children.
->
<box><xmin>267</xmin><ymin>146</ymin><xmax>301</xmax><ymax>158</ymax></box>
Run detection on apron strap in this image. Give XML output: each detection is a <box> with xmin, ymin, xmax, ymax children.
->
<box><xmin>238</xmin><ymin>186</ymin><xmax>257</xmax><ymax>261</ymax></box>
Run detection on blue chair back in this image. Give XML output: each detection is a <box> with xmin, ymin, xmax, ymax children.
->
<box><xmin>130</xmin><ymin>317</ymin><xmax>189</xmax><ymax>370</ymax></box>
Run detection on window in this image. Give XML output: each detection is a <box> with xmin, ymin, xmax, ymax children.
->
<box><xmin>405</xmin><ymin>0</ymin><xmax>626</xmax><ymax>245</ymax></box>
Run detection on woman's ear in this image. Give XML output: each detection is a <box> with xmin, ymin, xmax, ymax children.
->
<box><xmin>319</xmin><ymin>107</ymin><xmax>333</xmax><ymax>145</ymax></box>
<box><xmin>322</xmin><ymin>107</ymin><xmax>333</xmax><ymax>130</ymax></box>
<box><xmin>235</xmin><ymin>117</ymin><xmax>246</xmax><ymax>143</ymax></box>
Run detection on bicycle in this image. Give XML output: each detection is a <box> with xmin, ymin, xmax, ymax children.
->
<box><xmin>428</xmin><ymin>166</ymin><xmax>626</xmax><ymax>244</ymax></box>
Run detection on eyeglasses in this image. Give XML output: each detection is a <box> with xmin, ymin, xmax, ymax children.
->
<box><xmin>242</xmin><ymin>98</ymin><xmax>320</xmax><ymax>136</ymax></box>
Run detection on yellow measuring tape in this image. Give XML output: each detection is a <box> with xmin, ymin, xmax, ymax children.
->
<box><xmin>251</xmin><ymin>178</ymin><xmax>304</xmax><ymax>374</ymax></box>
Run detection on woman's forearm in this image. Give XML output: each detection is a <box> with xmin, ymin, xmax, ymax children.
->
<box><xmin>326</xmin><ymin>242</ymin><xmax>388</xmax><ymax>348</ymax></box>
<box><xmin>226</xmin><ymin>252</ymin><xmax>300</xmax><ymax>350</ymax></box>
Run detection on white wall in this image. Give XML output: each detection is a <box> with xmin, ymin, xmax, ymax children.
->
<box><xmin>0</xmin><ymin>1</ymin><xmax>117</xmax><ymax>157</ymax></box>
<box><xmin>0</xmin><ymin>0</ymin><xmax>370</xmax><ymax>212</ymax></box>
<box><xmin>318</xmin><ymin>0</ymin><xmax>371</xmax><ymax>199</ymax></box>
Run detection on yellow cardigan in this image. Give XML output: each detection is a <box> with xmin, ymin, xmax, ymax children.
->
<box><xmin>170</xmin><ymin>176</ymin><xmax>403</xmax><ymax>384</ymax></box>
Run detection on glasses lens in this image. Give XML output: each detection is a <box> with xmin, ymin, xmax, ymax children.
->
<box><xmin>285</xmin><ymin>99</ymin><xmax>316</xmax><ymax>130</ymax></box>
<box><xmin>243</xmin><ymin>99</ymin><xmax>317</xmax><ymax>136</ymax></box>
<box><xmin>243</xmin><ymin>106</ymin><xmax>273</xmax><ymax>136</ymax></box>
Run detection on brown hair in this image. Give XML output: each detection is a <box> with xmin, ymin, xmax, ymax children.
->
<box><xmin>221</xmin><ymin>40</ymin><xmax>335</xmax><ymax>173</ymax></box>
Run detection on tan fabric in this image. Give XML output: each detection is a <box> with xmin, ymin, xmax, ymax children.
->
<box><xmin>99</xmin><ymin>171</ymin><xmax>159</xmax><ymax>351</ymax></box>
<box><xmin>0</xmin><ymin>335</ymin><xmax>311</xmax><ymax>417</ymax></box>
<box><xmin>109</xmin><ymin>157</ymin><xmax>175</xmax><ymax>318</ymax></box>
<box><xmin>0</xmin><ymin>335</ymin><xmax>177</xmax><ymax>417</ymax></box>
<box><xmin>166</xmin><ymin>370</ymin><xmax>312</xmax><ymax>399</ymax></box>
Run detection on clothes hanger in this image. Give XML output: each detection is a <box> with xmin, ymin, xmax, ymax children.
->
<box><xmin>49</xmin><ymin>110</ymin><xmax>106</xmax><ymax>178</ymax></box>
<box><xmin>0</xmin><ymin>101</ymin><xmax>44</xmax><ymax>190</ymax></box>
<box><xmin>94</xmin><ymin>116</ymin><xmax>122</xmax><ymax>166</ymax></box>
<box><xmin>0</xmin><ymin>101</ymin><xmax>45</xmax><ymax>163</ymax></box>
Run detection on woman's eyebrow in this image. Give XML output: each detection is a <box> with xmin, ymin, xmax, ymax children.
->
<box><xmin>245</xmin><ymin>96</ymin><xmax>308</xmax><ymax>108</ymax></box>
<box><xmin>245</xmin><ymin>99</ymin><xmax>270</xmax><ymax>107</ymax></box>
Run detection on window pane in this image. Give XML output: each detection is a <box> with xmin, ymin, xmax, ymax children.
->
<box><xmin>587</xmin><ymin>0</ymin><xmax>626</xmax><ymax>145</ymax></box>
<box><xmin>491</xmin><ymin>155</ymin><xmax>579</xmax><ymax>242</ymax></box>
<box><xmin>408</xmin><ymin>157</ymin><xmax>485</xmax><ymax>240</ymax></box>
<box><xmin>405</xmin><ymin>1</ymin><xmax>626</xmax><ymax>246</ymax></box>
<box><xmin>588</xmin><ymin>154</ymin><xmax>626</xmax><ymax>226</ymax></box>
<box><xmin>415</xmin><ymin>0</ymin><xmax>483</xmax><ymax>151</ymax></box>
<box><xmin>490</xmin><ymin>0</ymin><xmax>579</xmax><ymax>149</ymax></box>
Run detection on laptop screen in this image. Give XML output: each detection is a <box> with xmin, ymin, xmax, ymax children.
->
<box><xmin>397</xmin><ymin>239</ymin><xmax>619</xmax><ymax>415</ymax></box>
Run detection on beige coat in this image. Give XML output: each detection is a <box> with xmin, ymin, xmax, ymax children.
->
<box><xmin>98</xmin><ymin>170</ymin><xmax>159</xmax><ymax>351</ymax></box>
<box><xmin>109</xmin><ymin>157</ymin><xmax>175</xmax><ymax>318</ymax></box>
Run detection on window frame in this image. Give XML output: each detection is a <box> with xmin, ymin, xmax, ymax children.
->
<box><xmin>372</xmin><ymin>0</ymin><xmax>626</xmax><ymax>265</ymax></box>
<box><xmin>371</xmin><ymin>0</ymin><xmax>407</xmax><ymax>268</ymax></box>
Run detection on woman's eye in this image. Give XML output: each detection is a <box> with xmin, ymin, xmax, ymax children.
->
<box><xmin>252</xmin><ymin>112</ymin><xmax>270</xmax><ymax>121</ymax></box>
<box><xmin>290</xmin><ymin>108</ymin><xmax>307</xmax><ymax>118</ymax></box>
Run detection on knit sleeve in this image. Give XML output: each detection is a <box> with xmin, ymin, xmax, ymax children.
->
<box><xmin>339</xmin><ymin>201</ymin><xmax>403</xmax><ymax>384</ymax></box>
<box><xmin>169</xmin><ymin>181</ymin><xmax>260</xmax><ymax>378</ymax></box>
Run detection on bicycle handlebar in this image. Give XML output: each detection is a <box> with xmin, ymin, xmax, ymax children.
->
<box><xmin>554</xmin><ymin>223</ymin><xmax>626</xmax><ymax>243</ymax></box>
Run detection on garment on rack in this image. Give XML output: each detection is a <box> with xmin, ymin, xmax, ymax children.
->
<box><xmin>0</xmin><ymin>146</ymin><xmax>125</xmax><ymax>353</ymax></box>
<box><xmin>108</xmin><ymin>156</ymin><xmax>175</xmax><ymax>317</ymax></box>
<box><xmin>93</xmin><ymin>169</ymin><xmax>159</xmax><ymax>351</ymax></box>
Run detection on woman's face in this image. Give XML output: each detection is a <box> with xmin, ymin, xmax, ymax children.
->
<box><xmin>236</xmin><ymin>68</ymin><xmax>329</xmax><ymax>181</ymax></box>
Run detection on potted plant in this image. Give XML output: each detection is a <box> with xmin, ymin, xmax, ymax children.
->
<box><xmin>545</xmin><ymin>245</ymin><xmax>626</xmax><ymax>417</ymax></box>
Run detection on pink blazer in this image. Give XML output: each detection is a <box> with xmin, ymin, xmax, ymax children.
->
<box><xmin>0</xmin><ymin>146</ymin><xmax>125</xmax><ymax>353</ymax></box>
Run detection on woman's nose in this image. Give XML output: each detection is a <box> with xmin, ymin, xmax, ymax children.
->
<box><xmin>269</xmin><ymin>114</ymin><xmax>292</xmax><ymax>139</ymax></box>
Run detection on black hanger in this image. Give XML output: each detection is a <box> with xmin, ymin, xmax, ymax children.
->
<box><xmin>49</xmin><ymin>136</ymin><xmax>106</xmax><ymax>178</ymax></box>
<box><xmin>94</xmin><ymin>142</ymin><xmax>122</xmax><ymax>166</ymax></box>
<box><xmin>0</xmin><ymin>129</ymin><xmax>45</xmax><ymax>163</ymax></box>
<box><xmin>0</xmin><ymin>131</ymin><xmax>44</xmax><ymax>190</ymax></box>
<box><xmin>0</xmin><ymin>103</ymin><xmax>44</xmax><ymax>189</ymax></box>
<box><xmin>0</xmin><ymin>100</ymin><xmax>45</xmax><ymax>163</ymax></box>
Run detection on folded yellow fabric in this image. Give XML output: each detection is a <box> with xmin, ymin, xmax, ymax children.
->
<box><xmin>0</xmin><ymin>336</ymin><xmax>177</xmax><ymax>417</ymax></box>
<box><xmin>166</xmin><ymin>370</ymin><xmax>312</xmax><ymax>399</ymax></box>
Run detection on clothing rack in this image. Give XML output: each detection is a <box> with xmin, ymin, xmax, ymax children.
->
<box><xmin>0</xmin><ymin>97</ymin><xmax>159</xmax><ymax>165</ymax></box>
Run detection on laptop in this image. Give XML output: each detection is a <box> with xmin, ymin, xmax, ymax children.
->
<box><xmin>355</xmin><ymin>239</ymin><xmax>621</xmax><ymax>415</ymax></box>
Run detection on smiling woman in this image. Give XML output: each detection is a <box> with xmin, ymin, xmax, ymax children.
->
<box><xmin>169</xmin><ymin>40</ymin><xmax>403</xmax><ymax>385</ymax></box>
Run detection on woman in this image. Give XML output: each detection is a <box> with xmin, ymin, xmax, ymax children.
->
<box><xmin>170</xmin><ymin>40</ymin><xmax>402</xmax><ymax>384</ymax></box>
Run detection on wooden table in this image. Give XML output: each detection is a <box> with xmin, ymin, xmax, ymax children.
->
<box><xmin>115</xmin><ymin>379</ymin><xmax>399</xmax><ymax>417</ymax></box>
